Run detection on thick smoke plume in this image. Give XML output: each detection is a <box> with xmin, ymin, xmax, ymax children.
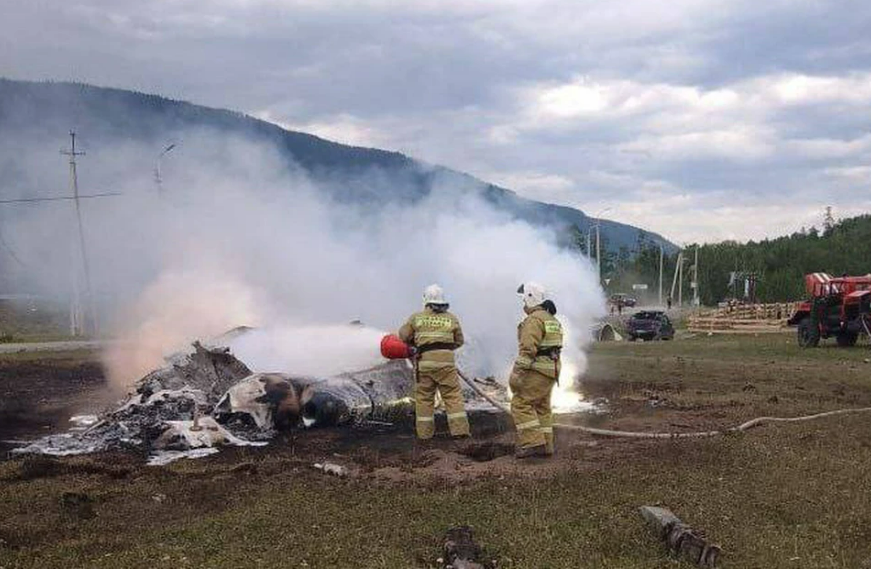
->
<box><xmin>2</xmin><ymin>129</ymin><xmax>606</xmax><ymax>397</ymax></box>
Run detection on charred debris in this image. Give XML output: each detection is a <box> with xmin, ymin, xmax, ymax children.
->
<box><xmin>12</xmin><ymin>333</ymin><xmax>501</xmax><ymax>464</ymax></box>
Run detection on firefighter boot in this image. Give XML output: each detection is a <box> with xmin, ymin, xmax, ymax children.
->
<box><xmin>515</xmin><ymin>445</ymin><xmax>548</xmax><ymax>459</ymax></box>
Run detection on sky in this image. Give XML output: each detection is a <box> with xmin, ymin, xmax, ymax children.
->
<box><xmin>1</xmin><ymin>0</ymin><xmax>870</xmax><ymax>244</ymax></box>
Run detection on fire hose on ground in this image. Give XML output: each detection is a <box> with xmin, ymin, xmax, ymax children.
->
<box><xmin>381</xmin><ymin>334</ymin><xmax>871</xmax><ymax>439</ymax></box>
<box><xmin>455</xmin><ymin>370</ymin><xmax>871</xmax><ymax>440</ymax></box>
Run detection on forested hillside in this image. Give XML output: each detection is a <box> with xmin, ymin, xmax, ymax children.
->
<box><xmin>0</xmin><ymin>78</ymin><xmax>673</xmax><ymax>254</ymax></box>
<box><xmin>601</xmin><ymin>215</ymin><xmax>871</xmax><ymax>304</ymax></box>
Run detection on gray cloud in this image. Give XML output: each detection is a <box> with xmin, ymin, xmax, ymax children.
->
<box><xmin>2</xmin><ymin>0</ymin><xmax>871</xmax><ymax>242</ymax></box>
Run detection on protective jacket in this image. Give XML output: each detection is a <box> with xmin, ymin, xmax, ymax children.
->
<box><xmin>513</xmin><ymin>308</ymin><xmax>563</xmax><ymax>379</ymax></box>
<box><xmin>398</xmin><ymin>308</ymin><xmax>464</xmax><ymax>372</ymax></box>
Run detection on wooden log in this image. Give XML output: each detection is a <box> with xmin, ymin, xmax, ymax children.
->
<box><xmin>688</xmin><ymin>318</ymin><xmax>785</xmax><ymax>325</ymax></box>
<box><xmin>639</xmin><ymin>506</ymin><xmax>722</xmax><ymax>567</ymax></box>
<box><xmin>687</xmin><ymin>328</ymin><xmax>788</xmax><ymax>335</ymax></box>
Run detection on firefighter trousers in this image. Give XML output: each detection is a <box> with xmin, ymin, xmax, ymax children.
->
<box><xmin>509</xmin><ymin>369</ymin><xmax>555</xmax><ymax>453</ymax></box>
<box><xmin>415</xmin><ymin>364</ymin><xmax>470</xmax><ymax>439</ymax></box>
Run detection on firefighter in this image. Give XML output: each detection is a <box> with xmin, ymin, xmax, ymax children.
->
<box><xmin>398</xmin><ymin>284</ymin><xmax>470</xmax><ymax>439</ymax></box>
<box><xmin>511</xmin><ymin>282</ymin><xmax>563</xmax><ymax>458</ymax></box>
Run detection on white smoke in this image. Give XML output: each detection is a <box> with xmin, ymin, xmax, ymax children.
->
<box><xmin>228</xmin><ymin>325</ymin><xmax>387</xmax><ymax>378</ymax></box>
<box><xmin>2</xmin><ymin>129</ymin><xmax>607</xmax><ymax>392</ymax></box>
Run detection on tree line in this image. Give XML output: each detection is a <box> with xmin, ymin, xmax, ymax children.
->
<box><xmin>571</xmin><ymin>214</ymin><xmax>871</xmax><ymax>305</ymax></box>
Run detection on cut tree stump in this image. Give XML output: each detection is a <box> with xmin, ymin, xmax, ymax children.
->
<box><xmin>640</xmin><ymin>506</ymin><xmax>722</xmax><ymax>568</ymax></box>
<box><xmin>442</xmin><ymin>526</ymin><xmax>484</xmax><ymax>569</ymax></box>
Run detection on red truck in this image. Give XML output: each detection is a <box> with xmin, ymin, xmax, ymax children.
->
<box><xmin>787</xmin><ymin>272</ymin><xmax>871</xmax><ymax>347</ymax></box>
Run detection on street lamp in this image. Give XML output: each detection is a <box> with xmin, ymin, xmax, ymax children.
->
<box><xmin>154</xmin><ymin>143</ymin><xmax>177</xmax><ymax>194</ymax></box>
<box><xmin>591</xmin><ymin>207</ymin><xmax>611</xmax><ymax>285</ymax></box>
<box><xmin>659</xmin><ymin>243</ymin><xmax>664</xmax><ymax>306</ymax></box>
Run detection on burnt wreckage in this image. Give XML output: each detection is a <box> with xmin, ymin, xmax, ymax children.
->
<box><xmin>13</xmin><ymin>332</ymin><xmax>431</xmax><ymax>464</ymax></box>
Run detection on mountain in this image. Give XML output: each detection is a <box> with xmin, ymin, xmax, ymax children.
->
<box><xmin>0</xmin><ymin>78</ymin><xmax>675</xmax><ymax>253</ymax></box>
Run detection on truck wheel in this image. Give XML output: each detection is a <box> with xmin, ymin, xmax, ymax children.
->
<box><xmin>836</xmin><ymin>332</ymin><xmax>858</xmax><ymax>347</ymax></box>
<box><xmin>797</xmin><ymin>318</ymin><xmax>820</xmax><ymax>348</ymax></box>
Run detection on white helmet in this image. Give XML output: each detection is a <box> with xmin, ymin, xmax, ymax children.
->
<box><xmin>517</xmin><ymin>282</ymin><xmax>546</xmax><ymax>309</ymax></box>
<box><xmin>423</xmin><ymin>284</ymin><xmax>447</xmax><ymax>306</ymax></box>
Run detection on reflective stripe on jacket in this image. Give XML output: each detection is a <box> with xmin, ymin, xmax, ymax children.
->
<box><xmin>514</xmin><ymin>308</ymin><xmax>563</xmax><ymax>377</ymax></box>
<box><xmin>398</xmin><ymin>308</ymin><xmax>464</xmax><ymax>369</ymax></box>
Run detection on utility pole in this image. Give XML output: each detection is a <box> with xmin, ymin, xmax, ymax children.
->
<box><xmin>61</xmin><ymin>131</ymin><xmax>98</xmax><ymax>337</ymax></box>
<box><xmin>670</xmin><ymin>250</ymin><xmax>682</xmax><ymax>305</ymax></box>
<box><xmin>678</xmin><ymin>255</ymin><xmax>683</xmax><ymax>307</ymax></box>
<box><xmin>596</xmin><ymin>222</ymin><xmax>601</xmax><ymax>284</ymax></box>
<box><xmin>658</xmin><ymin>244</ymin><xmax>664</xmax><ymax>306</ymax></box>
<box><xmin>590</xmin><ymin>207</ymin><xmax>611</xmax><ymax>286</ymax></box>
<box><xmin>587</xmin><ymin>227</ymin><xmax>592</xmax><ymax>259</ymax></box>
<box><xmin>693</xmin><ymin>246</ymin><xmax>699</xmax><ymax>307</ymax></box>
<box><xmin>1</xmin><ymin>136</ymin><xmax>119</xmax><ymax>338</ymax></box>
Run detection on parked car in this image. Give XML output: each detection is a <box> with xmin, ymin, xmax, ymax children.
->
<box><xmin>626</xmin><ymin>310</ymin><xmax>675</xmax><ymax>341</ymax></box>
<box><xmin>609</xmin><ymin>293</ymin><xmax>638</xmax><ymax>308</ymax></box>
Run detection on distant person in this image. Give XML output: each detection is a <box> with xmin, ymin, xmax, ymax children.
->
<box><xmin>666</xmin><ymin>296</ymin><xmax>673</xmax><ymax>310</ymax></box>
<box><xmin>398</xmin><ymin>284</ymin><xmax>469</xmax><ymax>440</ymax></box>
<box><xmin>511</xmin><ymin>282</ymin><xmax>562</xmax><ymax>459</ymax></box>
<box><xmin>617</xmin><ymin>301</ymin><xmax>624</xmax><ymax>316</ymax></box>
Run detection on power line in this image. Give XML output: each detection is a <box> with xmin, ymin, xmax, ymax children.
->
<box><xmin>0</xmin><ymin>133</ymin><xmax>126</xmax><ymax>336</ymax></box>
<box><xmin>0</xmin><ymin>192</ymin><xmax>123</xmax><ymax>205</ymax></box>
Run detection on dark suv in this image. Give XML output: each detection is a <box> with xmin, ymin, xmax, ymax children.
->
<box><xmin>626</xmin><ymin>311</ymin><xmax>675</xmax><ymax>341</ymax></box>
<box><xmin>609</xmin><ymin>293</ymin><xmax>637</xmax><ymax>308</ymax></box>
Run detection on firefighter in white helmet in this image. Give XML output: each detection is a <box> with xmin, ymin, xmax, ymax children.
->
<box><xmin>398</xmin><ymin>284</ymin><xmax>470</xmax><ymax>439</ymax></box>
<box><xmin>511</xmin><ymin>282</ymin><xmax>563</xmax><ymax>458</ymax></box>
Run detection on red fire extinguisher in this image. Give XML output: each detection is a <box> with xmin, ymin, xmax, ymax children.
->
<box><xmin>380</xmin><ymin>334</ymin><xmax>415</xmax><ymax>359</ymax></box>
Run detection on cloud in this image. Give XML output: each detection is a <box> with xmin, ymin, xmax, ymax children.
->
<box><xmin>2</xmin><ymin>0</ymin><xmax>871</xmax><ymax>243</ymax></box>
<box><xmin>256</xmin><ymin>111</ymin><xmax>388</xmax><ymax>148</ymax></box>
<box><xmin>485</xmin><ymin>171</ymin><xmax>575</xmax><ymax>198</ymax></box>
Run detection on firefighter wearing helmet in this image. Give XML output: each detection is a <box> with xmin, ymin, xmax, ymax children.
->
<box><xmin>511</xmin><ymin>282</ymin><xmax>563</xmax><ymax>458</ymax></box>
<box><xmin>398</xmin><ymin>284</ymin><xmax>470</xmax><ymax>439</ymax></box>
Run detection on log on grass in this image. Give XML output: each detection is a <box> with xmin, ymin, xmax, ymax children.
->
<box><xmin>639</xmin><ymin>506</ymin><xmax>722</xmax><ymax>567</ymax></box>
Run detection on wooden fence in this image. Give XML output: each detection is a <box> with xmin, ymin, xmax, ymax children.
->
<box><xmin>686</xmin><ymin>303</ymin><xmax>799</xmax><ymax>334</ymax></box>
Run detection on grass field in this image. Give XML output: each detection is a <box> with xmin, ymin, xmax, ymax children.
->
<box><xmin>0</xmin><ymin>303</ymin><xmax>79</xmax><ymax>343</ymax></box>
<box><xmin>1</xmin><ymin>334</ymin><xmax>871</xmax><ymax>568</ymax></box>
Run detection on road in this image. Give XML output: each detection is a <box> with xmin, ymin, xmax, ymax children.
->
<box><xmin>0</xmin><ymin>340</ymin><xmax>110</xmax><ymax>354</ymax></box>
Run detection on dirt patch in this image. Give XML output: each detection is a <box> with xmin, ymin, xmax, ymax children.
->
<box><xmin>0</xmin><ymin>351</ymin><xmax>109</xmax><ymax>452</ymax></box>
<box><xmin>459</xmin><ymin>441</ymin><xmax>515</xmax><ymax>462</ymax></box>
<box><xmin>9</xmin><ymin>454</ymin><xmax>133</xmax><ymax>482</ymax></box>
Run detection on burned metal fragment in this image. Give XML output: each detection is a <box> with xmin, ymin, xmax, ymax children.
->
<box><xmin>442</xmin><ymin>526</ymin><xmax>484</xmax><ymax>569</ymax></box>
<box><xmin>13</xmin><ymin>343</ymin><xmax>253</xmax><ymax>459</ymax></box>
<box><xmin>139</xmin><ymin>341</ymin><xmax>252</xmax><ymax>402</ymax></box>
<box><xmin>639</xmin><ymin>506</ymin><xmax>722</xmax><ymax>567</ymax></box>
<box><xmin>298</xmin><ymin>359</ymin><xmax>414</xmax><ymax>427</ymax></box>
<box><xmin>214</xmin><ymin>372</ymin><xmax>301</xmax><ymax>432</ymax></box>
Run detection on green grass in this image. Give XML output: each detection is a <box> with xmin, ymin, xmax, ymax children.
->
<box><xmin>0</xmin><ymin>349</ymin><xmax>100</xmax><ymax>364</ymax></box>
<box><xmin>2</xmin><ymin>336</ymin><xmax>871</xmax><ymax>568</ymax></box>
<box><xmin>0</xmin><ymin>303</ymin><xmax>82</xmax><ymax>343</ymax></box>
